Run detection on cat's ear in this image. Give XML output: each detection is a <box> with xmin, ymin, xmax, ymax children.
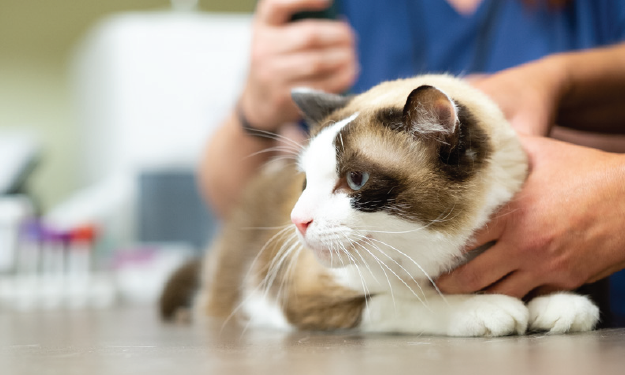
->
<box><xmin>402</xmin><ymin>85</ymin><xmax>459</xmax><ymax>147</ymax></box>
<box><xmin>291</xmin><ymin>88</ymin><xmax>351</xmax><ymax>125</ymax></box>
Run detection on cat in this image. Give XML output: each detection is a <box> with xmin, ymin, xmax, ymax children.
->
<box><xmin>160</xmin><ymin>74</ymin><xmax>599</xmax><ymax>336</ymax></box>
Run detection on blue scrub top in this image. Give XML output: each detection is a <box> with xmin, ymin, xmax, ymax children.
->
<box><xmin>336</xmin><ymin>0</ymin><xmax>625</xmax><ymax>326</ymax></box>
<box><xmin>338</xmin><ymin>0</ymin><xmax>625</xmax><ymax>93</ymax></box>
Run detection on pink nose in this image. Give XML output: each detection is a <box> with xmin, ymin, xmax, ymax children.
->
<box><xmin>294</xmin><ymin>219</ymin><xmax>313</xmax><ymax>236</ymax></box>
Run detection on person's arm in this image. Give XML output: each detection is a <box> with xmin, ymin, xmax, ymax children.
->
<box><xmin>437</xmin><ymin>43</ymin><xmax>625</xmax><ymax>297</ymax></box>
<box><xmin>199</xmin><ymin>0</ymin><xmax>358</xmax><ymax>218</ymax></box>
<box><xmin>555</xmin><ymin>43</ymin><xmax>625</xmax><ymax>134</ymax></box>
<box><xmin>199</xmin><ymin>112</ymin><xmax>283</xmax><ymax>219</ymax></box>
<box><xmin>470</xmin><ymin>42</ymin><xmax>625</xmax><ymax>137</ymax></box>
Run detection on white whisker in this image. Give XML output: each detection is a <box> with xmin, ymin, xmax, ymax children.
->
<box><xmin>359</xmin><ymin>234</ymin><xmax>447</xmax><ymax>305</ymax></box>
<box><xmin>242</xmin><ymin>225</ymin><xmax>295</xmax><ymax>285</ymax></box>
<box><xmin>246</xmin><ymin>146</ymin><xmax>300</xmax><ymax>160</ymax></box>
<box><xmin>276</xmin><ymin>244</ymin><xmax>303</xmax><ymax>307</ymax></box>
<box><xmin>239</xmin><ymin>234</ymin><xmax>301</xmax><ymax>336</ymax></box>
<box><xmin>337</xmin><ymin>241</ymin><xmax>371</xmax><ymax>313</ymax></box>
<box><xmin>341</xmin><ymin>233</ymin><xmax>380</xmax><ymax>285</ymax></box>
<box><xmin>355</xmin><ymin>236</ymin><xmax>428</xmax><ymax>309</ymax></box>
<box><xmin>350</xmin><ymin>240</ymin><xmax>397</xmax><ymax>308</ymax></box>
<box><xmin>222</xmin><ymin>226</ymin><xmax>297</xmax><ymax>332</ymax></box>
<box><xmin>240</xmin><ymin>128</ymin><xmax>306</xmax><ymax>151</ymax></box>
<box><xmin>260</xmin><ymin>236</ymin><xmax>300</xmax><ymax>295</ymax></box>
<box><xmin>241</xmin><ymin>224</ymin><xmax>293</xmax><ymax>231</ymax></box>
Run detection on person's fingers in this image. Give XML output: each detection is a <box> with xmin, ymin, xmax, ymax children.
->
<box><xmin>278</xmin><ymin>20</ymin><xmax>354</xmax><ymax>53</ymax></box>
<box><xmin>257</xmin><ymin>0</ymin><xmax>331</xmax><ymax>26</ymax></box>
<box><xmin>275</xmin><ymin>46</ymin><xmax>355</xmax><ymax>82</ymax></box>
<box><xmin>293</xmin><ymin>62</ymin><xmax>358</xmax><ymax>94</ymax></box>
<box><xmin>530</xmin><ymin>285</ymin><xmax>565</xmax><ymax>298</ymax></box>
<box><xmin>483</xmin><ymin>271</ymin><xmax>541</xmax><ymax>299</ymax></box>
<box><xmin>463</xmin><ymin>208</ymin><xmax>508</xmax><ymax>252</ymax></box>
<box><xmin>436</xmin><ymin>241</ymin><xmax>518</xmax><ymax>294</ymax></box>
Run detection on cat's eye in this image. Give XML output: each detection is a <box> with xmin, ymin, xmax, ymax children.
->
<box><xmin>346</xmin><ymin>171</ymin><xmax>369</xmax><ymax>191</ymax></box>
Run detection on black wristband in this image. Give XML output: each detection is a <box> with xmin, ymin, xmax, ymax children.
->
<box><xmin>236</xmin><ymin>103</ymin><xmax>275</xmax><ymax>142</ymax></box>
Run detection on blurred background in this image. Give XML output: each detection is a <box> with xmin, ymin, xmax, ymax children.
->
<box><xmin>0</xmin><ymin>0</ymin><xmax>256</xmax><ymax>309</ymax></box>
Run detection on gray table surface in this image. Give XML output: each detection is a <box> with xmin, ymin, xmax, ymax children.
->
<box><xmin>1</xmin><ymin>306</ymin><xmax>624</xmax><ymax>374</ymax></box>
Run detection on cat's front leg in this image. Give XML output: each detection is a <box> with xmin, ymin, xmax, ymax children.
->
<box><xmin>446</xmin><ymin>294</ymin><xmax>528</xmax><ymax>337</ymax></box>
<box><xmin>360</xmin><ymin>293</ymin><xmax>528</xmax><ymax>337</ymax></box>
<box><xmin>527</xmin><ymin>292</ymin><xmax>599</xmax><ymax>333</ymax></box>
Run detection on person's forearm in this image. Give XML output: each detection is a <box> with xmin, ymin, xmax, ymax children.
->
<box><xmin>553</xmin><ymin>43</ymin><xmax>625</xmax><ymax>133</ymax></box>
<box><xmin>199</xmin><ymin>111</ymin><xmax>277</xmax><ymax>219</ymax></box>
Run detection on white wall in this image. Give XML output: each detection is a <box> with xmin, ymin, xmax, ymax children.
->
<box><xmin>0</xmin><ymin>0</ymin><xmax>254</xmax><ymax>210</ymax></box>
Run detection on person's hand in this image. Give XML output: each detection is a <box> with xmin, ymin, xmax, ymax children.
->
<box><xmin>240</xmin><ymin>0</ymin><xmax>358</xmax><ymax>131</ymax></box>
<box><xmin>468</xmin><ymin>56</ymin><xmax>568</xmax><ymax>137</ymax></box>
<box><xmin>437</xmin><ymin>135</ymin><xmax>625</xmax><ymax>298</ymax></box>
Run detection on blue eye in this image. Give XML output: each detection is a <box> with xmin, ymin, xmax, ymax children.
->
<box><xmin>346</xmin><ymin>171</ymin><xmax>369</xmax><ymax>191</ymax></box>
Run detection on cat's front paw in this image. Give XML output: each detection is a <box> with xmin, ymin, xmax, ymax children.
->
<box><xmin>448</xmin><ymin>294</ymin><xmax>528</xmax><ymax>337</ymax></box>
<box><xmin>527</xmin><ymin>293</ymin><xmax>599</xmax><ymax>334</ymax></box>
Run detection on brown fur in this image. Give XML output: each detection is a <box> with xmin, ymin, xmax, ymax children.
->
<box><xmin>282</xmin><ymin>251</ymin><xmax>368</xmax><ymax>330</ymax></box>
<box><xmin>159</xmin><ymin>258</ymin><xmax>202</xmax><ymax>320</ymax></box>
<box><xmin>200</xmin><ymin>162</ymin><xmax>302</xmax><ymax>318</ymax></box>
<box><xmin>332</xmin><ymin>105</ymin><xmax>491</xmax><ymax>235</ymax></box>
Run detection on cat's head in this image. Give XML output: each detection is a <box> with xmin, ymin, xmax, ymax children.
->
<box><xmin>289</xmin><ymin>77</ymin><xmax>525</xmax><ymax>279</ymax></box>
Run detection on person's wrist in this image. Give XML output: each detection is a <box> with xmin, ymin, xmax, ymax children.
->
<box><xmin>239</xmin><ymin>85</ymin><xmax>286</xmax><ymax>131</ymax></box>
<box><xmin>517</xmin><ymin>54</ymin><xmax>570</xmax><ymax>135</ymax></box>
<box><xmin>235</xmin><ymin>101</ymin><xmax>277</xmax><ymax>142</ymax></box>
<box><xmin>236</xmin><ymin>87</ymin><xmax>285</xmax><ymax>141</ymax></box>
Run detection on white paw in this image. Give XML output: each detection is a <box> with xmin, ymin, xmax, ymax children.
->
<box><xmin>527</xmin><ymin>293</ymin><xmax>599</xmax><ymax>334</ymax></box>
<box><xmin>448</xmin><ymin>294</ymin><xmax>529</xmax><ymax>337</ymax></box>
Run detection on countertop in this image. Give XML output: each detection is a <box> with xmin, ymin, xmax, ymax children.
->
<box><xmin>1</xmin><ymin>306</ymin><xmax>624</xmax><ymax>374</ymax></box>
